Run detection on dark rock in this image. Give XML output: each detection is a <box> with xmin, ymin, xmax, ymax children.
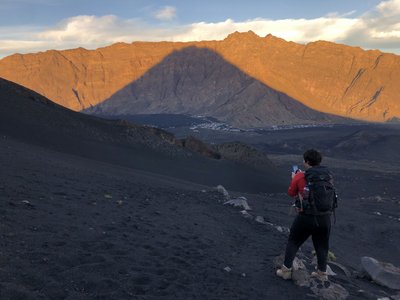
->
<box><xmin>310</xmin><ymin>280</ymin><xmax>349</xmax><ymax>300</ymax></box>
<box><xmin>213</xmin><ymin>142</ymin><xmax>275</xmax><ymax>171</ymax></box>
<box><xmin>179</xmin><ymin>136</ymin><xmax>221</xmax><ymax>159</ymax></box>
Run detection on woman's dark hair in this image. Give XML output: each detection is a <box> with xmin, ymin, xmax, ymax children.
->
<box><xmin>303</xmin><ymin>149</ymin><xmax>322</xmax><ymax>166</ymax></box>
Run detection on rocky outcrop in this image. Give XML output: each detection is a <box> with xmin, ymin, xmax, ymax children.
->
<box><xmin>214</xmin><ymin>142</ymin><xmax>276</xmax><ymax>171</ymax></box>
<box><xmin>177</xmin><ymin>136</ymin><xmax>221</xmax><ymax>159</ymax></box>
<box><xmin>1</xmin><ymin>31</ymin><xmax>399</xmax><ymax>125</ymax></box>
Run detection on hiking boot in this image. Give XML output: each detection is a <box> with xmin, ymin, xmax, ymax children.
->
<box><xmin>311</xmin><ymin>270</ymin><xmax>328</xmax><ymax>281</ymax></box>
<box><xmin>276</xmin><ymin>265</ymin><xmax>292</xmax><ymax>280</ymax></box>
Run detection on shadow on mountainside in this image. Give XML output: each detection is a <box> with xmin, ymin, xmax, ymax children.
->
<box><xmin>84</xmin><ymin>46</ymin><xmax>357</xmax><ymax>129</ymax></box>
<box><xmin>0</xmin><ymin>78</ymin><xmax>285</xmax><ymax>193</ymax></box>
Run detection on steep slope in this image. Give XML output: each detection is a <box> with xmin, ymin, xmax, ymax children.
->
<box><xmin>0</xmin><ymin>78</ymin><xmax>286</xmax><ymax>192</ymax></box>
<box><xmin>0</xmin><ymin>31</ymin><xmax>398</xmax><ymax>123</ymax></box>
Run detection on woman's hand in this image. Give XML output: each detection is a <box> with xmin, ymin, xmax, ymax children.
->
<box><xmin>291</xmin><ymin>170</ymin><xmax>302</xmax><ymax>178</ymax></box>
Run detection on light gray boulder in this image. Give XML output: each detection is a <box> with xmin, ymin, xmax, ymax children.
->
<box><xmin>255</xmin><ymin>216</ymin><xmax>265</xmax><ymax>224</ymax></box>
<box><xmin>291</xmin><ymin>257</ymin><xmax>309</xmax><ymax>287</ymax></box>
<box><xmin>216</xmin><ymin>185</ymin><xmax>230</xmax><ymax>200</ymax></box>
<box><xmin>240</xmin><ymin>210</ymin><xmax>253</xmax><ymax>219</ymax></box>
<box><xmin>328</xmin><ymin>261</ymin><xmax>351</xmax><ymax>278</ymax></box>
<box><xmin>361</xmin><ymin>256</ymin><xmax>400</xmax><ymax>290</ymax></box>
<box><xmin>224</xmin><ymin>196</ymin><xmax>251</xmax><ymax>210</ymax></box>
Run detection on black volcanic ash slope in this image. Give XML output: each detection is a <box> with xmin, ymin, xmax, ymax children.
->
<box><xmin>0</xmin><ymin>77</ymin><xmax>285</xmax><ymax>192</ymax></box>
<box><xmin>85</xmin><ymin>47</ymin><xmax>352</xmax><ymax>128</ymax></box>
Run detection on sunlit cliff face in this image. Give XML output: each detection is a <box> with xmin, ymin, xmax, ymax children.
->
<box><xmin>0</xmin><ymin>31</ymin><xmax>399</xmax><ymax>123</ymax></box>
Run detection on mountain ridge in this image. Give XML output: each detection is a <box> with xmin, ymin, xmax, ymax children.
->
<box><xmin>0</xmin><ymin>31</ymin><xmax>399</xmax><ymax>124</ymax></box>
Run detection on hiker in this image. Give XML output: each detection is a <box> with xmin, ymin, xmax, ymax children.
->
<box><xmin>276</xmin><ymin>149</ymin><xmax>336</xmax><ymax>281</ymax></box>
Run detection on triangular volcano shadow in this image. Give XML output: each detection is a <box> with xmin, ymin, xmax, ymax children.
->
<box><xmin>84</xmin><ymin>46</ymin><xmax>356</xmax><ymax>128</ymax></box>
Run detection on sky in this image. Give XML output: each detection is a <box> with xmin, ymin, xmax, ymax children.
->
<box><xmin>0</xmin><ymin>0</ymin><xmax>400</xmax><ymax>58</ymax></box>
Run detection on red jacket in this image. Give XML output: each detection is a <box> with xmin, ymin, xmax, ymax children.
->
<box><xmin>288</xmin><ymin>171</ymin><xmax>306</xmax><ymax>198</ymax></box>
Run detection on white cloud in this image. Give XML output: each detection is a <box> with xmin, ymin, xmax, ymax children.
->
<box><xmin>154</xmin><ymin>6</ymin><xmax>176</xmax><ymax>21</ymax></box>
<box><xmin>0</xmin><ymin>40</ymin><xmax>49</xmax><ymax>54</ymax></box>
<box><xmin>340</xmin><ymin>0</ymin><xmax>400</xmax><ymax>52</ymax></box>
<box><xmin>377</xmin><ymin>0</ymin><xmax>400</xmax><ymax>15</ymax></box>
<box><xmin>167</xmin><ymin>17</ymin><xmax>358</xmax><ymax>43</ymax></box>
<box><xmin>1</xmin><ymin>0</ymin><xmax>400</xmax><ymax>58</ymax></box>
<box><xmin>39</xmin><ymin>15</ymin><xmax>123</xmax><ymax>43</ymax></box>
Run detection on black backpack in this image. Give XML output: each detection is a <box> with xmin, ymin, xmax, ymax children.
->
<box><xmin>304</xmin><ymin>167</ymin><xmax>338</xmax><ymax>216</ymax></box>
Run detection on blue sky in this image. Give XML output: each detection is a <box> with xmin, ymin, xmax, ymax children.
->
<box><xmin>1</xmin><ymin>0</ymin><xmax>399</xmax><ymax>58</ymax></box>
<box><xmin>0</xmin><ymin>0</ymin><xmax>381</xmax><ymax>25</ymax></box>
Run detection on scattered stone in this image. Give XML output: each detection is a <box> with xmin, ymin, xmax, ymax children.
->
<box><xmin>373</xmin><ymin>212</ymin><xmax>382</xmax><ymax>216</ymax></box>
<box><xmin>292</xmin><ymin>258</ymin><xmax>309</xmax><ymax>287</ymax></box>
<box><xmin>201</xmin><ymin>189</ymin><xmax>206</xmax><ymax>193</ymax></box>
<box><xmin>223</xmin><ymin>266</ymin><xmax>232</xmax><ymax>273</ymax></box>
<box><xmin>275</xmin><ymin>226</ymin><xmax>289</xmax><ymax>233</ymax></box>
<box><xmin>241</xmin><ymin>273</ymin><xmax>246</xmax><ymax>277</ymax></box>
<box><xmin>116</xmin><ymin>200</ymin><xmax>123</xmax><ymax>206</ymax></box>
<box><xmin>292</xmin><ymin>257</ymin><xmax>306</xmax><ymax>271</ymax></box>
<box><xmin>224</xmin><ymin>197</ymin><xmax>251</xmax><ymax>210</ymax></box>
<box><xmin>375</xmin><ymin>195</ymin><xmax>383</xmax><ymax>202</ymax></box>
<box><xmin>104</xmin><ymin>194</ymin><xmax>112</xmax><ymax>199</ymax></box>
<box><xmin>240</xmin><ymin>210</ymin><xmax>253</xmax><ymax>220</ymax></box>
<box><xmin>391</xmin><ymin>292</ymin><xmax>400</xmax><ymax>300</ymax></box>
<box><xmin>216</xmin><ymin>185</ymin><xmax>230</xmax><ymax>200</ymax></box>
<box><xmin>21</xmin><ymin>200</ymin><xmax>35</xmax><ymax>208</ymax></box>
<box><xmin>328</xmin><ymin>261</ymin><xmax>351</xmax><ymax>277</ymax></box>
<box><xmin>361</xmin><ymin>256</ymin><xmax>400</xmax><ymax>290</ymax></box>
<box><xmin>255</xmin><ymin>216</ymin><xmax>265</xmax><ymax>224</ymax></box>
<box><xmin>41</xmin><ymin>257</ymin><xmax>49</xmax><ymax>263</ymax></box>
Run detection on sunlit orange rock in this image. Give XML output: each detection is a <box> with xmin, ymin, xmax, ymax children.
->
<box><xmin>0</xmin><ymin>31</ymin><xmax>399</xmax><ymax>122</ymax></box>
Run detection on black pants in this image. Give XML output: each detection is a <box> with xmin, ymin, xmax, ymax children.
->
<box><xmin>283</xmin><ymin>214</ymin><xmax>331</xmax><ymax>272</ymax></box>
